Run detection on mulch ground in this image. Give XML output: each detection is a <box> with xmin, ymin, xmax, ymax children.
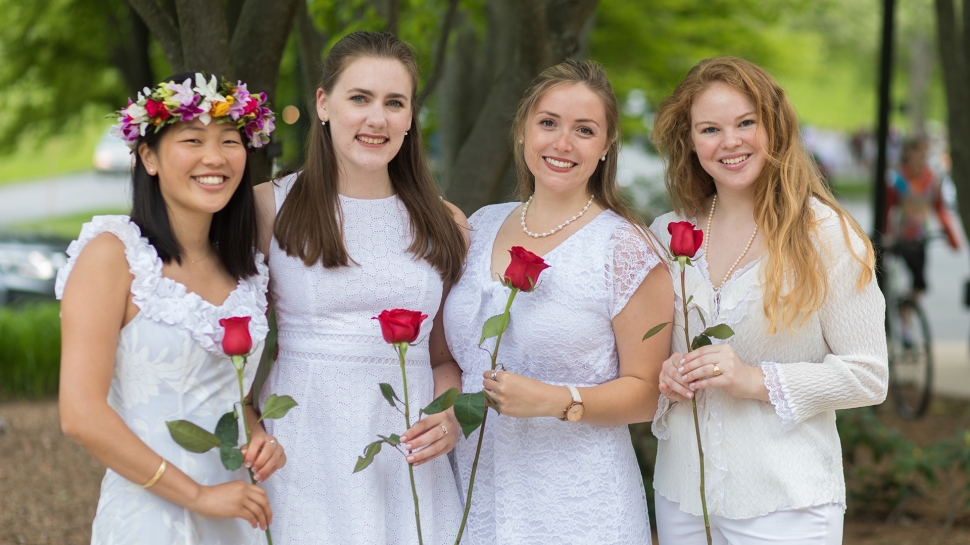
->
<box><xmin>2</xmin><ymin>398</ymin><xmax>970</xmax><ymax>544</ymax></box>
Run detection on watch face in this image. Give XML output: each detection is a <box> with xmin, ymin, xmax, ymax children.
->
<box><xmin>566</xmin><ymin>404</ymin><xmax>584</xmax><ymax>422</ymax></box>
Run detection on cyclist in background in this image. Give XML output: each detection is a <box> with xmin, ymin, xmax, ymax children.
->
<box><xmin>886</xmin><ymin>136</ymin><xmax>960</xmax><ymax>301</ymax></box>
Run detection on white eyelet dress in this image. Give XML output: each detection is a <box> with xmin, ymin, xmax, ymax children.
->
<box><xmin>54</xmin><ymin>215</ymin><xmax>271</xmax><ymax>545</ymax></box>
<box><xmin>258</xmin><ymin>174</ymin><xmax>463</xmax><ymax>544</ymax></box>
<box><xmin>443</xmin><ymin>203</ymin><xmax>662</xmax><ymax>545</ymax></box>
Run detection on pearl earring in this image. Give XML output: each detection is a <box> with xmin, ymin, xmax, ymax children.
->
<box><xmin>600</xmin><ymin>156</ymin><xmax>606</xmax><ymax>161</ymax></box>
<box><xmin>518</xmin><ymin>139</ymin><xmax>523</xmax><ymax>144</ymax></box>
<box><xmin>405</xmin><ymin>131</ymin><xmax>408</xmax><ymax>135</ymax></box>
<box><xmin>321</xmin><ymin>120</ymin><xmax>327</xmax><ymax>126</ymax></box>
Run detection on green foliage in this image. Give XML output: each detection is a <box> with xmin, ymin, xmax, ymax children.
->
<box><xmin>420</xmin><ymin>387</ymin><xmax>459</xmax><ymax>415</ymax></box>
<box><xmin>379</xmin><ymin>382</ymin><xmax>401</xmax><ymax>408</ymax></box>
<box><xmin>642</xmin><ymin>321</ymin><xmax>670</xmax><ymax>341</ymax></box>
<box><xmin>166</xmin><ymin>420</ymin><xmax>222</xmax><ymax>453</ymax></box>
<box><xmin>479</xmin><ymin>314</ymin><xmax>509</xmax><ymax>346</ymax></box>
<box><xmin>453</xmin><ymin>391</ymin><xmax>487</xmax><ymax>438</ymax></box>
<box><xmin>354</xmin><ymin>438</ymin><xmax>387</xmax><ymax>473</ymax></box>
<box><xmin>258</xmin><ymin>394</ymin><xmax>298</xmax><ymax>421</ymax></box>
<box><xmin>0</xmin><ymin>302</ymin><xmax>61</xmax><ymax>398</ymax></box>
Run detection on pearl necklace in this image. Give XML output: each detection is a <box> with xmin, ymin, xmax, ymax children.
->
<box><xmin>704</xmin><ymin>194</ymin><xmax>758</xmax><ymax>291</ymax></box>
<box><xmin>520</xmin><ymin>194</ymin><xmax>594</xmax><ymax>238</ymax></box>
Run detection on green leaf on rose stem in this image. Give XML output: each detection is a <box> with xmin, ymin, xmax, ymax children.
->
<box><xmin>693</xmin><ymin>306</ymin><xmax>707</xmax><ymax>328</ymax></box>
<box><xmin>453</xmin><ymin>391</ymin><xmax>487</xmax><ymax>438</ymax></box>
<box><xmin>378</xmin><ymin>383</ymin><xmax>400</xmax><ymax>408</ymax></box>
<box><xmin>353</xmin><ymin>440</ymin><xmax>385</xmax><ymax>473</ymax></box>
<box><xmin>482</xmin><ymin>390</ymin><xmax>500</xmax><ymax>414</ymax></box>
<box><xmin>421</xmin><ymin>387</ymin><xmax>459</xmax><ymax>415</ymax></box>
<box><xmin>259</xmin><ymin>394</ymin><xmax>298</xmax><ymax>421</ymax></box>
<box><xmin>691</xmin><ymin>334</ymin><xmax>712</xmax><ymax>351</ymax></box>
<box><xmin>642</xmin><ymin>322</ymin><xmax>671</xmax><ymax>341</ymax></box>
<box><xmin>220</xmin><ymin>444</ymin><xmax>244</xmax><ymax>471</ymax></box>
<box><xmin>377</xmin><ymin>434</ymin><xmax>401</xmax><ymax>446</ymax></box>
<box><xmin>702</xmin><ymin>324</ymin><xmax>735</xmax><ymax>340</ymax></box>
<box><xmin>479</xmin><ymin>313</ymin><xmax>509</xmax><ymax>346</ymax></box>
<box><xmin>214</xmin><ymin>411</ymin><xmax>239</xmax><ymax>448</ymax></box>
<box><xmin>686</xmin><ymin>295</ymin><xmax>693</xmax><ymax>305</ymax></box>
<box><xmin>166</xmin><ymin>420</ymin><xmax>221</xmax><ymax>453</ymax></box>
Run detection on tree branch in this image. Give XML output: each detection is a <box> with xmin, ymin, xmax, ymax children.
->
<box><xmin>125</xmin><ymin>0</ymin><xmax>183</xmax><ymax>70</ymax></box>
<box><xmin>386</xmin><ymin>0</ymin><xmax>400</xmax><ymax>35</ymax></box>
<box><xmin>231</xmin><ymin>0</ymin><xmax>299</xmax><ymax>104</ymax></box>
<box><xmin>936</xmin><ymin>0</ymin><xmax>970</xmax><ymax>242</ymax></box>
<box><xmin>296</xmin><ymin>0</ymin><xmax>325</xmax><ymax>110</ymax></box>
<box><xmin>416</xmin><ymin>0</ymin><xmax>460</xmax><ymax>112</ymax></box>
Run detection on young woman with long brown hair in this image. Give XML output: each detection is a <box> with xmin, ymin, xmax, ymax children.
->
<box><xmin>252</xmin><ymin>32</ymin><xmax>467</xmax><ymax>543</ymax></box>
<box><xmin>443</xmin><ymin>59</ymin><xmax>672</xmax><ymax>544</ymax></box>
<box><xmin>649</xmin><ymin>56</ymin><xmax>887</xmax><ymax>543</ymax></box>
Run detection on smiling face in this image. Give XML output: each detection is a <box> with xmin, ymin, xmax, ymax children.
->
<box><xmin>138</xmin><ymin>119</ymin><xmax>247</xmax><ymax>217</ymax></box>
<box><xmin>690</xmin><ymin>82</ymin><xmax>768</xmax><ymax>196</ymax></box>
<box><xmin>316</xmin><ymin>56</ymin><xmax>413</xmax><ymax>178</ymax></box>
<box><xmin>522</xmin><ymin>82</ymin><xmax>610</xmax><ymax>197</ymax></box>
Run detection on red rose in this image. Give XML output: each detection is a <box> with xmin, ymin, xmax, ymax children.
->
<box><xmin>145</xmin><ymin>99</ymin><xmax>170</xmax><ymax>121</ymax></box>
<box><xmin>667</xmin><ymin>221</ymin><xmax>703</xmax><ymax>258</ymax></box>
<box><xmin>374</xmin><ymin>309</ymin><xmax>428</xmax><ymax>344</ymax></box>
<box><xmin>504</xmin><ymin>246</ymin><xmax>550</xmax><ymax>292</ymax></box>
<box><xmin>219</xmin><ymin>316</ymin><xmax>253</xmax><ymax>356</ymax></box>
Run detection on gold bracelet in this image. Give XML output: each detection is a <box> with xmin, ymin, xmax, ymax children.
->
<box><xmin>142</xmin><ymin>459</ymin><xmax>167</xmax><ymax>489</ymax></box>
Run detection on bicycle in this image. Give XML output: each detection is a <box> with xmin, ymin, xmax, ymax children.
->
<box><xmin>882</xmin><ymin>239</ymin><xmax>934</xmax><ymax>419</ymax></box>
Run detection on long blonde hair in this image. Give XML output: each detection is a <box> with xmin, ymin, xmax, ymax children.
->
<box><xmin>652</xmin><ymin>57</ymin><xmax>874</xmax><ymax>333</ymax></box>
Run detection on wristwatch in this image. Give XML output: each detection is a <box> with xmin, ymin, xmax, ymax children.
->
<box><xmin>561</xmin><ymin>385</ymin><xmax>585</xmax><ymax>422</ymax></box>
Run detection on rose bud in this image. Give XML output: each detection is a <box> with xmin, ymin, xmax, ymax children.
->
<box><xmin>374</xmin><ymin>309</ymin><xmax>428</xmax><ymax>344</ymax></box>
<box><xmin>667</xmin><ymin>221</ymin><xmax>704</xmax><ymax>258</ymax></box>
<box><xmin>503</xmin><ymin>246</ymin><xmax>550</xmax><ymax>292</ymax></box>
<box><xmin>219</xmin><ymin>316</ymin><xmax>253</xmax><ymax>356</ymax></box>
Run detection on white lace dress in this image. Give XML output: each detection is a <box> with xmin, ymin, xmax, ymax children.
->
<box><xmin>443</xmin><ymin>202</ymin><xmax>661</xmax><ymax>545</ymax></box>
<box><xmin>54</xmin><ymin>215</ymin><xmax>270</xmax><ymax>545</ymax></box>
<box><xmin>258</xmin><ymin>174</ymin><xmax>463</xmax><ymax>544</ymax></box>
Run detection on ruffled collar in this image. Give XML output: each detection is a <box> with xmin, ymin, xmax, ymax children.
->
<box><xmin>57</xmin><ymin>215</ymin><xmax>270</xmax><ymax>357</ymax></box>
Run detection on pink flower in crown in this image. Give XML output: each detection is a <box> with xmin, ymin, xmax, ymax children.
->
<box><xmin>228</xmin><ymin>82</ymin><xmax>252</xmax><ymax>120</ymax></box>
<box><xmin>165</xmin><ymin>78</ymin><xmax>197</xmax><ymax>109</ymax></box>
<box><xmin>172</xmin><ymin>101</ymin><xmax>206</xmax><ymax>122</ymax></box>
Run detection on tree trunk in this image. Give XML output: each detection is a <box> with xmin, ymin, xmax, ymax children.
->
<box><xmin>108</xmin><ymin>5</ymin><xmax>155</xmax><ymax>96</ymax></box>
<box><xmin>441</xmin><ymin>0</ymin><xmax>599</xmax><ymax>214</ymax></box>
<box><xmin>935</xmin><ymin>0</ymin><xmax>970</xmax><ymax>243</ymax></box>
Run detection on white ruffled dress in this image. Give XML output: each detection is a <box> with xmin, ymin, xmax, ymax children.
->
<box><xmin>55</xmin><ymin>215</ymin><xmax>270</xmax><ymax>545</ymax></box>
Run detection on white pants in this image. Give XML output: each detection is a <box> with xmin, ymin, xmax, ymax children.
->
<box><xmin>655</xmin><ymin>493</ymin><xmax>844</xmax><ymax>545</ymax></box>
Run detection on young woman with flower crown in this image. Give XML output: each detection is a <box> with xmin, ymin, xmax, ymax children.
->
<box><xmin>442</xmin><ymin>60</ymin><xmax>673</xmax><ymax>544</ymax></box>
<box><xmin>252</xmin><ymin>32</ymin><xmax>467</xmax><ymax>544</ymax></box>
<box><xmin>649</xmin><ymin>57</ymin><xmax>888</xmax><ymax>544</ymax></box>
<box><xmin>57</xmin><ymin>72</ymin><xmax>283</xmax><ymax>544</ymax></box>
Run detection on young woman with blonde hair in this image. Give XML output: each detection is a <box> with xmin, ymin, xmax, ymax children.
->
<box><xmin>444</xmin><ymin>59</ymin><xmax>672</xmax><ymax>544</ymax></box>
<box><xmin>649</xmin><ymin>56</ymin><xmax>887</xmax><ymax>543</ymax></box>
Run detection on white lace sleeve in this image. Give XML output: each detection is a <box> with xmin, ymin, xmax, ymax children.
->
<box><xmin>762</xmin><ymin>214</ymin><xmax>888</xmax><ymax>426</ymax></box>
<box><xmin>607</xmin><ymin>223</ymin><xmax>661</xmax><ymax>319</ymax></box>
<box><xmin>651</xmin><ymin>393</ymin><xmax>675</xmax><ymax>439</ymax></box>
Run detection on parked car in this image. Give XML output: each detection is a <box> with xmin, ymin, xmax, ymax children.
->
<box><xmin>92</xmin><ymin>129</ymin><xmax>135</xmax><ymax>173</ymax></box>
<box><xmin>0</xmin><ymin>233</ymin><xmax>70</xmax><ymax>304</ymax></box>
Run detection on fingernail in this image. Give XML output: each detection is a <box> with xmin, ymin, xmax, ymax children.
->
<box><xmin>406</xmin><ymin>455</ymin><xmax>415</xmax><ymax>463</ymax></box>
<box><xmin>679</xmin><ymin>358</ymin><xmax>685</xmax><ymax>364</ymax></box>
<box><xmin>689</xmin><ymin>384</ymin><xmax>696</xmax><ymax>391</ymax></box>
<box><xmin>687</xmin><ymin>391</ymin><xmax>693</xmax><ymax>398</ymax></box>
<box><xmin>405</xmin><ymin>444</ymin><xmax>412</xmax><ymax>450</ymax></box>
<box><xmin>679</xmin><ymin>375</ymin><xmax>686</xmax><ymax>381</ymax></box>
<box><xmin>678</xmin><ymin>366</ymin><xmax>685</xmax><ymax>373</ymax></box>
<box><xmin>245</xmin><ymin>462</ymin><xmax>252</xmax><ymax>468</ymax></box>
<box><xmin>400</xmin><ymin>436</ymin><xmax>407</xmax><ymax>442</ymax></box>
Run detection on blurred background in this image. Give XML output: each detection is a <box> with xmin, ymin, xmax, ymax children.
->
<box><xmin>1</xmin><ymin>1</ymin><xmax>969</xmax><ymax>543</ymax></box>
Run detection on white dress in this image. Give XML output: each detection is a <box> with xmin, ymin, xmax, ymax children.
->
<box><xmin>443</xmin><ymin>202</ymin><xmax>661</xmax><ymax>545</ymax></box>
<box><xmin>258</xmin><ymin>174</ymin><xmax>463</xmax><ymax>544</ymax></box>
<box><xmin>54</xmin><ymin>215</ymin><xmax>271</xmax><ymax>545</ymax></box>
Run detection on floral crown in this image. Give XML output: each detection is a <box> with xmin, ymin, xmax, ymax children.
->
<box><xmin>111</xmin><ymin>73</ymin><xmax>276</xmax><ymax>150</ymax></box>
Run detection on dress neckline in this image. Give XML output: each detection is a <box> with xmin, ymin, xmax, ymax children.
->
<box><xmin>484</xmin><ymin>202</ymin><xmax>610</xmax><ymax>284</ymax></box>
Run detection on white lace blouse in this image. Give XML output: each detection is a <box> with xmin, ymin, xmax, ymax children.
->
<box><xmin>649</xmin><ymin>200</ymin><xmax>888</xmax><ymax>519</ymax></box>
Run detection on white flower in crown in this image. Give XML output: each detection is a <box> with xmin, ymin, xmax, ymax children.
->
<box><xmin>194</xmin><ymin>74</ymin><xmax>226</xmax><ymax>125</ymax></box>
<box><xmin>124</xmin><ymin>92</ymin><xmax>150</xmax><ymax>136</ymax></box>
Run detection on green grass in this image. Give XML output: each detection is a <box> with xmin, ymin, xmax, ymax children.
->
<box><xmin>0</xmin><ymin>121</ymin><xmax>108</xmax><ymax>187</ymax></box>
<box><xmin>6</xmin><ymin>207</ymin><xmax>130</xmax><ymax>240</ymax></box>
<box><xmin>0</xmin><ymin>302</ymin><xmax>61</xmax><ymax>398</ymax></box>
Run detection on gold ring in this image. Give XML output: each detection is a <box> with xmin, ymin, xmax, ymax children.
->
<box><xmin>713</xmin><ymin>364</ymin><xmax>722</xmax><ymax>377</ymax></box>
<box><xmin>441</xmin><ymin>425</ymin><xmax>449</xmax><ymax>435</ymax></box>
<box><xmin>490</xmin><ymin>371</ymin><xmax>498</xmax><ymax>381</ymax></box>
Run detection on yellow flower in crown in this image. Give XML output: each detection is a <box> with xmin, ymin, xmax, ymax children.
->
<box><xmin>211</xmin><ymin>99</ymin><xmax>232</xmax><ymax>118</ymax></box>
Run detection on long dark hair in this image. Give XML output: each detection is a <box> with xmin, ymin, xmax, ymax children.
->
<box><xmin>273</xmin><ymin>31</ymin><xmax>466</xmax><ymax>283</ymax></box>
<box><xmin>130</xmin><ymin>71</ymin><xmax>258</xmax><ymax>280</ymax></box>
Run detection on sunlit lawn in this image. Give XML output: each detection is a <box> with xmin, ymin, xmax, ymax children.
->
<box><xmin>6</xmin><ymin>207</ymin><xmax>129</xmax><ymax>240</ymax></box>
<box><xmin>0</xmin><ymin>122</ymin><xmax>108</xmax><ymax>187</ymax></box>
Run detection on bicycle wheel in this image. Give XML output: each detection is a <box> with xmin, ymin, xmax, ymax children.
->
<box><xmin>887</xmin><ymin>298</ymin><xmax>933</xmax><ymax>418</ymax></box>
